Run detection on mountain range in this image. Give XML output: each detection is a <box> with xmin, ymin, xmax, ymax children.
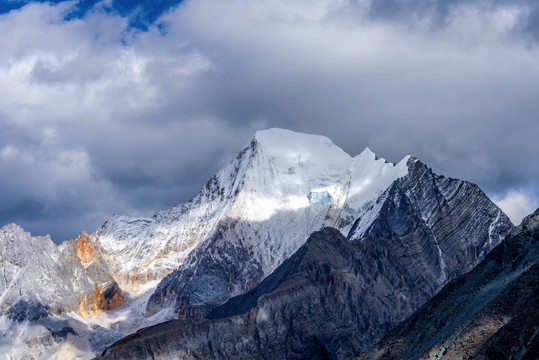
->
<box><xmin>0</xmin><ymin>129</ymin><xmax>514</xmax><ymax>359</ymax></box>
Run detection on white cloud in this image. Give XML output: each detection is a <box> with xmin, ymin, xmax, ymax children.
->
<box><xmin>0</xmin><ymin>0</ymin><xmax>538</xmax><ymax>241</ymax></box>
<box><xmin>1</xmin><ymin>145</ymin><xmax>34</xmax><ymax>164</ymax></box>
<box><xmin>1</xmin><ymin>145</ymin><xmax>20</xmax><ymax>160</ymax></box>
<box><xmin>493</xmin><ymin>190</ymin><xmax>538</xmax><ymax>225</ymax></box>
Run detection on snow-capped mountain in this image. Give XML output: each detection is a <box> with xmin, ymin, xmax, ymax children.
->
<box><xmin>96</xmin><ymin>129</ymin><xmax>409</xmax><ymax>296</ymax></box>
<box><xmin>146</xmin><ymin>160</ymin><xmax>511</xmax><ymax>325</ymax></box>
<box><xmin>0</xmin><ymin>128</ymin><xmax>513</xmax><ymax>358</ymax></box>
<box><xmin>93</xmin><ymin>128</ymin><xmax>510</xmax><ymax>320</ymax></box>
<box><xmin>94</xmin><ymin>129</ymin><xmax>415</xmax><ymax>316</ymax></box>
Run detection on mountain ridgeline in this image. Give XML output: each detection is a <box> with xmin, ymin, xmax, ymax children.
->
<box><xmin>0</xmin><ymin>129</ymin><xmax>513</xmax><ymax>358</ymax></box>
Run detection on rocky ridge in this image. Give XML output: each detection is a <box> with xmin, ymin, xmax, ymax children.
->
<box><xmin>0</xmin><ymin>225</ymin><xmax>124</xmax><ymax>358</ymax></box>
<box><xmin>0</xmin><ymin>226</ymin><xmax>123</xmax><ymax>318</ymax></box>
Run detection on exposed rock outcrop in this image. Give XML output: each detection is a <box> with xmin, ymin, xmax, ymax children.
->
<box><xmin>357</xmin><ymin>208</ymin><xmax>539</xmax><ymax>360</ymax></box>
<box><xmin>0</xmin><ymin>225</ymin><xmax>124</xmax><ymax>318</ymax></box>
<box><xmin>68</xmin><ymin>231</ymin><xmax>126</xmax><ymax>314</ymax></box>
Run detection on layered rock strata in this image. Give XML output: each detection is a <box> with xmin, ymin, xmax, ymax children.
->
<box><xmin>357</xmin><ymin>208</ymin><xmax>539</xmax><ymax>360</ymax></box>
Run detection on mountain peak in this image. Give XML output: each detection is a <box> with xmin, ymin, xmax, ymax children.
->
<box><xmin>252</xmin><ymin>128</ymin><xmax>350</xmax><ymax>163</ymax></box>
<box><xmin>252</xmin><ymin>129</ymin><xmax>413</xmax><ymax>169</ymax></box>
<box><xmin>0</xmin><ymin>223</ymin><xmax>53</xmax><ymax>247</ymax></box>
<box><xmin>357</xmin><ymin>146</ymin><xmax>375</xmax><ymax>158</ymax></box>
<box><xmin>1</xmin><ymin>223</ymin><xmax>27</xmax><ymax>235</ymax></box>
<box><xmin>253</xmin><ymin>128</ymin><xmax>335</xmax><ymax>147</ymax></box>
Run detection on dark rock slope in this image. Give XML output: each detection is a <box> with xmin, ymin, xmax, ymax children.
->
<box><xmin>99</xmin><ymin>228</ymin><xmax>380</xmax><ymax>359</ymax></box>
<box><xmin>357</xmin><ymin>208</ymin><xmax>539</xmax><ymax>360</ymax></box>
<box><xmin>99</xmin><ymin>205</ymin><xmax>512</xmax><ymax>360</ymax></box>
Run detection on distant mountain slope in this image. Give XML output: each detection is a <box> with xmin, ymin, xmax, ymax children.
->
<box><xmin>357</xmin><ymin>208</ymin><xmax>539</xmax><ymax>360</ymax></box>
<box><xmin>0</xmin><ymin>226</ymin><xmax>123</xmax><ymax>358</ymax></box>
<box><xmin>0</xmin><ymin>226</ymin><xmax>122</xmax><ymax>317</ymax></box>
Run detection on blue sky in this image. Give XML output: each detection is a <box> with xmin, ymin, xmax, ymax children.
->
<box><xmin>1</xmin><ymin>0</ymin><xmax>538</xmax><ymax>242</ymax></box>
<box><xmin>0</xmin><ymin>0</ymin><xmax>182</xmax><ymax>29</ymax></box>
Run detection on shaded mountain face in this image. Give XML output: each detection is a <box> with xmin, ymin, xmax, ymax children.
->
<box><xmin>99</xmin><ymin>228</ymin><xmax>402</xmax><ymax>360</ymax></box>
<box><xmin>357</xmin><ymin>208</ymin><xmax>539</xmax><ymax>360</ymax></box>
<box><xmin>99</xmin><ymin>193</ymin><xmax>512</xmax><ymax>360</ymax></box>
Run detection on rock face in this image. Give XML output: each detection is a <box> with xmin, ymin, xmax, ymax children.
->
<box><xmin>99</xmin><ymin>203</ymin><xmax>512</xmax><ymax>360</ymax></box>
<box><xmin>67</xmin><ymin>231</ymin><xmax>126</xmax><ymax>314</ymax></box>
<box><xmin>357</xmin><ymin>208</ymin><xmax>539</xmax><ymax>360</ymax></box>
<box><xmin>0</xmin><ymin>224</ymin><xmax>85</xmax><ymax>316</ymax></box>
<box><xmin>348</xmin><ymin>157</ymin><xmax>512</xmax><ymax>303</ymax></box>
<box><xmin>0</xmin><ymin>225</ymin><xmax>125</xmax><ymax>358</ymax></box>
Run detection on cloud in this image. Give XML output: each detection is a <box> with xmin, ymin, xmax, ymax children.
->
<box><xmin>161</xmin><ymin>0</ymin><xmax>539</xmax><ymax>187</ymax></box>
<box><xmin>493</xmin><ymin>190</ymin><xmax>539</xmax><ymax>225</ymax></box>
<box><xmin>0</xmin><ymin>0</ymin><xmax>538</xmax><ymax>242</ymax></box>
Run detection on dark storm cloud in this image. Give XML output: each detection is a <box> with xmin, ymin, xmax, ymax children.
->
<box><xmin>0</xmin><ymin>0</ymin><xmax>538</xmax><ymax>241</ymax></box>
<box><xmin>519</xmin><ymin>3</ymin><xmax>539</xmax><ymax>42</ymax></box>
<box><xmin>0</xmin><ymin>199</ymin><xmax>44</xmax><ymax>221</ymax></box>
<box><xmin>369</xmin><ymin>0</ymin><xmax>539</xmax><ymax>45</ymax></box>
<box><xmin>370</xmin><ymin>0</ymin><xmax>520</xmax><ymax>22</ymax></box>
